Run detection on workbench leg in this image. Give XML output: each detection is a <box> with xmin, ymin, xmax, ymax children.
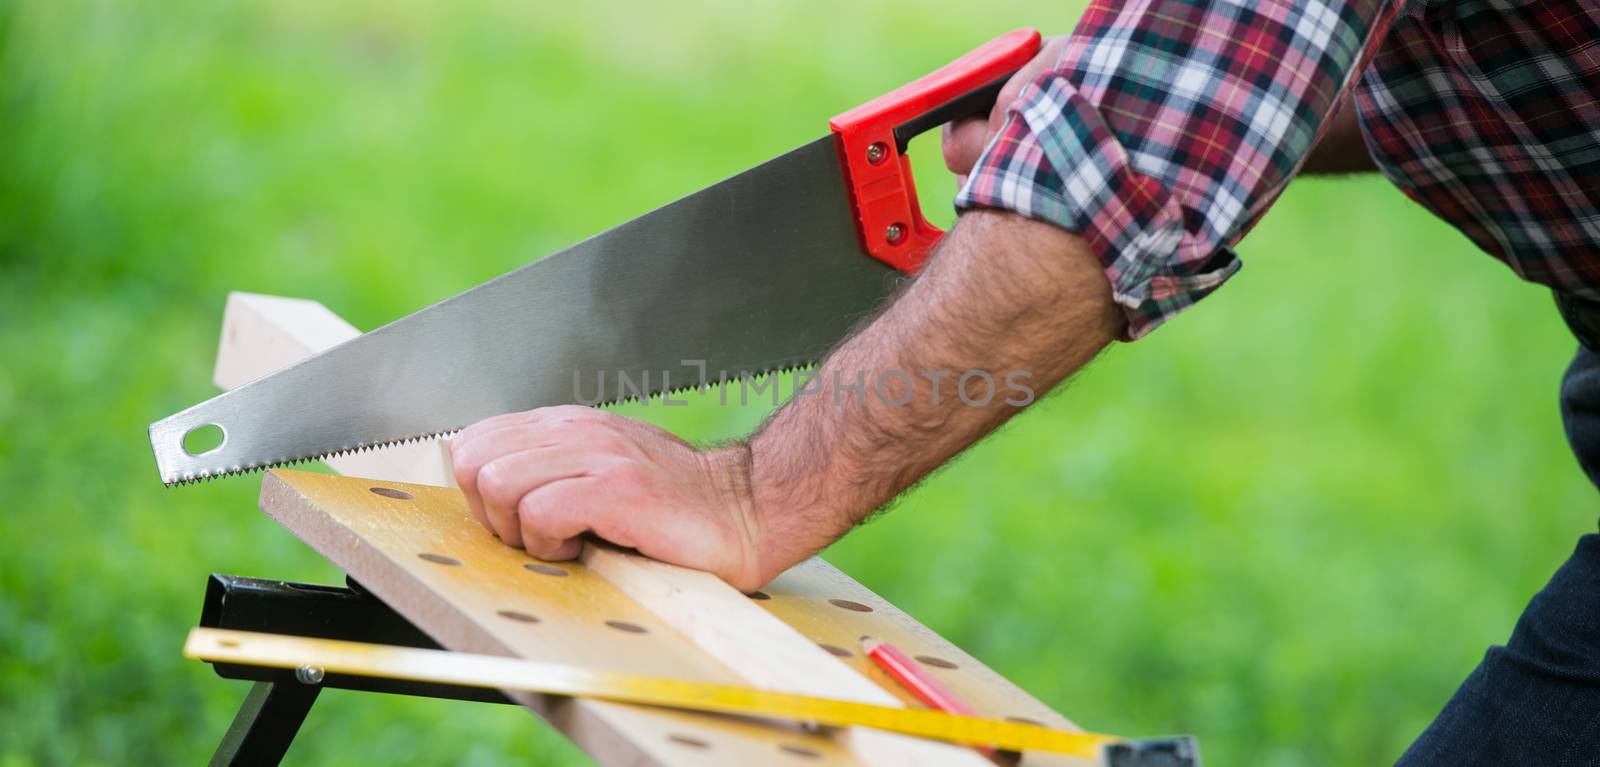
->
<box><xmin>210</xmin><ymin>679</ymin><xmax>321</xmax><ymax>767</ymax></box>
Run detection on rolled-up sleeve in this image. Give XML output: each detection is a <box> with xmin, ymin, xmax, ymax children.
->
<box><xmin>956</xmin><ymin>0</ymin><xmax>1400</xmax><ymax>338</ymax></box>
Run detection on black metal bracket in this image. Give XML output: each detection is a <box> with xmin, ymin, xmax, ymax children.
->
<box><xmin>199</xmin><ymin>574</ymin><xmax>513</xmax><ymax>766</ymax></box>
<box><xmin>210</xmin><ymin>680</ymin><xmax>320</xmax><ymax>767</ymax></box>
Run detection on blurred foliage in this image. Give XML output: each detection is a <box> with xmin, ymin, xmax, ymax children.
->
<box><xmin>1</xmin><ymin>1</ymin><xmax>1594</xmax><ymax>765</ymax></box>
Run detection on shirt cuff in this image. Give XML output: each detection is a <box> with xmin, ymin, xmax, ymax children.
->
<box><xmin>954</xmin><ymin>75</ymin><xmax>1241</xmax><ymax>340</ymax></box>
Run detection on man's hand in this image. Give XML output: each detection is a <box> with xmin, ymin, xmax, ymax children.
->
<box><xmin>942</xmin><ymin>35</ymin><xmax>1070</xmax><ymax>185</ymax></box>
<box><xmin>449</xmin><ymin>406</ymin><xmax>768</xmax><ymax>592</ymax></box>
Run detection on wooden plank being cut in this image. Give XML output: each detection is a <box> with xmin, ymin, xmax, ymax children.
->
<box><xmin>225</xmin><ymin>293</ymin><xmax>1090</xmax><ymax>767</ymax></box>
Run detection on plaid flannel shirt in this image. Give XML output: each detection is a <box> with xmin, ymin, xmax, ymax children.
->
<box><xmin>957</xmin><ymin>0</ymin><xmax>1600</xmax><ymax>339</ymax></box>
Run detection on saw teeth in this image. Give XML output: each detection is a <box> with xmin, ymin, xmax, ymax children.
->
<box><xmin>160</xmin><ymin>428</ymin><xmax>464</xmax><ymax>488</ymax></box>
<box><xmin>161</xmin><ymin>360</ymin><xmax>816</xmax><ymax>488</ymax></box>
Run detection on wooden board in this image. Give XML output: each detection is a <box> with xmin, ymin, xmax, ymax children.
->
<box><xmin>262</xmin><ymin>471</ymin><xmax>861</xmax><ymax>767</ymax></box>
<box><xmin>225</xmin><ymin>293</ymin><xmax>1090</xmax><ymax>767</ymax></box>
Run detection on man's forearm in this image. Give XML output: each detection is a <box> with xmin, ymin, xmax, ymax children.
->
<box><xmin>736</xmin><ymin>210</ymin><xmax>1125</xmax><ymax>580</ymax></box>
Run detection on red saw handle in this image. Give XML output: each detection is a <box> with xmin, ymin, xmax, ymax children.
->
<box><xmin>830</xmin><ymin>29</ymin><xmax>1042</xmax><ymax>273</ymax></box>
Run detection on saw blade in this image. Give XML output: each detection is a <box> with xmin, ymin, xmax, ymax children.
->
<box><xmin>150</xmin><ymin>137</ymin><xmax>902</xmax><ymax>485</ymax></box>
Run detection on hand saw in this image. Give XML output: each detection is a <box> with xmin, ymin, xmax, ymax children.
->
<box><xmin>186</xmin><ymin>627</ymin><xmax>1201</xmax><ymax>765</ymax></box>
<box><xmin>149</xmin><ymin>30</ymin><xmax>1043</xmax><ymax>486</ymax></box>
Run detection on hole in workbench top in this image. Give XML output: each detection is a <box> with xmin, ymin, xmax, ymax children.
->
<box><xmin>417</xmin><ymin>553</ymin><xmax>461</xmax><ymax>566</ymax></box>
<box><xmin>667</xmin><ymin>734</ymin><xmax>710</xmax><ymax>749</ymax></box>
<box><xmin>369</xmin><ymin>486</ymin><xmax>414</xmax><ymax>501</ymax></box>
<box><xmin>828</xmin><ymin>598</ymin><xmax>872</xmax><ymax>612</ymax></box>
<box><xmin>1006</xmin><ymin>716</ymin><xmax>1046</xmax><ymax>727</ymax></box>
<box><xmin>779</xmin><ymin>744</ymin><xmax>822</xmax><ymax>760</ymax></box>
<box><xmin>497</xmin><ymin>610</ymin><xmax>541</xmax><ymax>624</ymax></box>
<box><xmin>818</xmin><ymin>643</ymin><xmax>852</xmax><ymax>658</ymax></box>
<box><xmin>915</xmin><ymin>655</ymin><xmax>958</xmax><ymax>670</ymax></box>
<box><xmin>605</xmin><ymin>620</ymin><xmax>648</xmax><ymax>634</ymax></box>
<box><xmin>523</xmin><ymin>563</ymin><xmax>569</xmax><ymax>577</ymax></box>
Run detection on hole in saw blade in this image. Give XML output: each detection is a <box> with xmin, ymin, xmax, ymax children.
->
<box><xmin>181</xmin><ymin>423</ymin><xmax>225</xmax><ymax>456</ymax></box>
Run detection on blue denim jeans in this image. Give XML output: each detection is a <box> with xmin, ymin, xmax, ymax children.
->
<box><xmin>1395</xmin><ymin>345</ymin><xmax>1600</xmax><ymax>766</ymax></box>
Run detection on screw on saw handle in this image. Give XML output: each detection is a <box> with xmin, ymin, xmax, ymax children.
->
<box><xmin>830</xmin><ymin>29</ymin><xmax>1042</xmax><ymax>274</ymax></box>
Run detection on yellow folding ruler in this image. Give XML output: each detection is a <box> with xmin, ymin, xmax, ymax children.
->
<box><xmin>187</xmin><ymin>627</ymin><xmax>1194</xmax><ymax>762</ymax></box>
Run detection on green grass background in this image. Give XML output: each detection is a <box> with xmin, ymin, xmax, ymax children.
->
<box><xmin>2</xmin><ymin>1</ymin><xmax>1594</xmax><ymax>764</ymax></box>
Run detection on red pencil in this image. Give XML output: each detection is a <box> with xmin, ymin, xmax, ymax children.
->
<box><xmin>860</xmin><ymin>636</ymin><xmax>996</xmax><ymax>758</ymax></box>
